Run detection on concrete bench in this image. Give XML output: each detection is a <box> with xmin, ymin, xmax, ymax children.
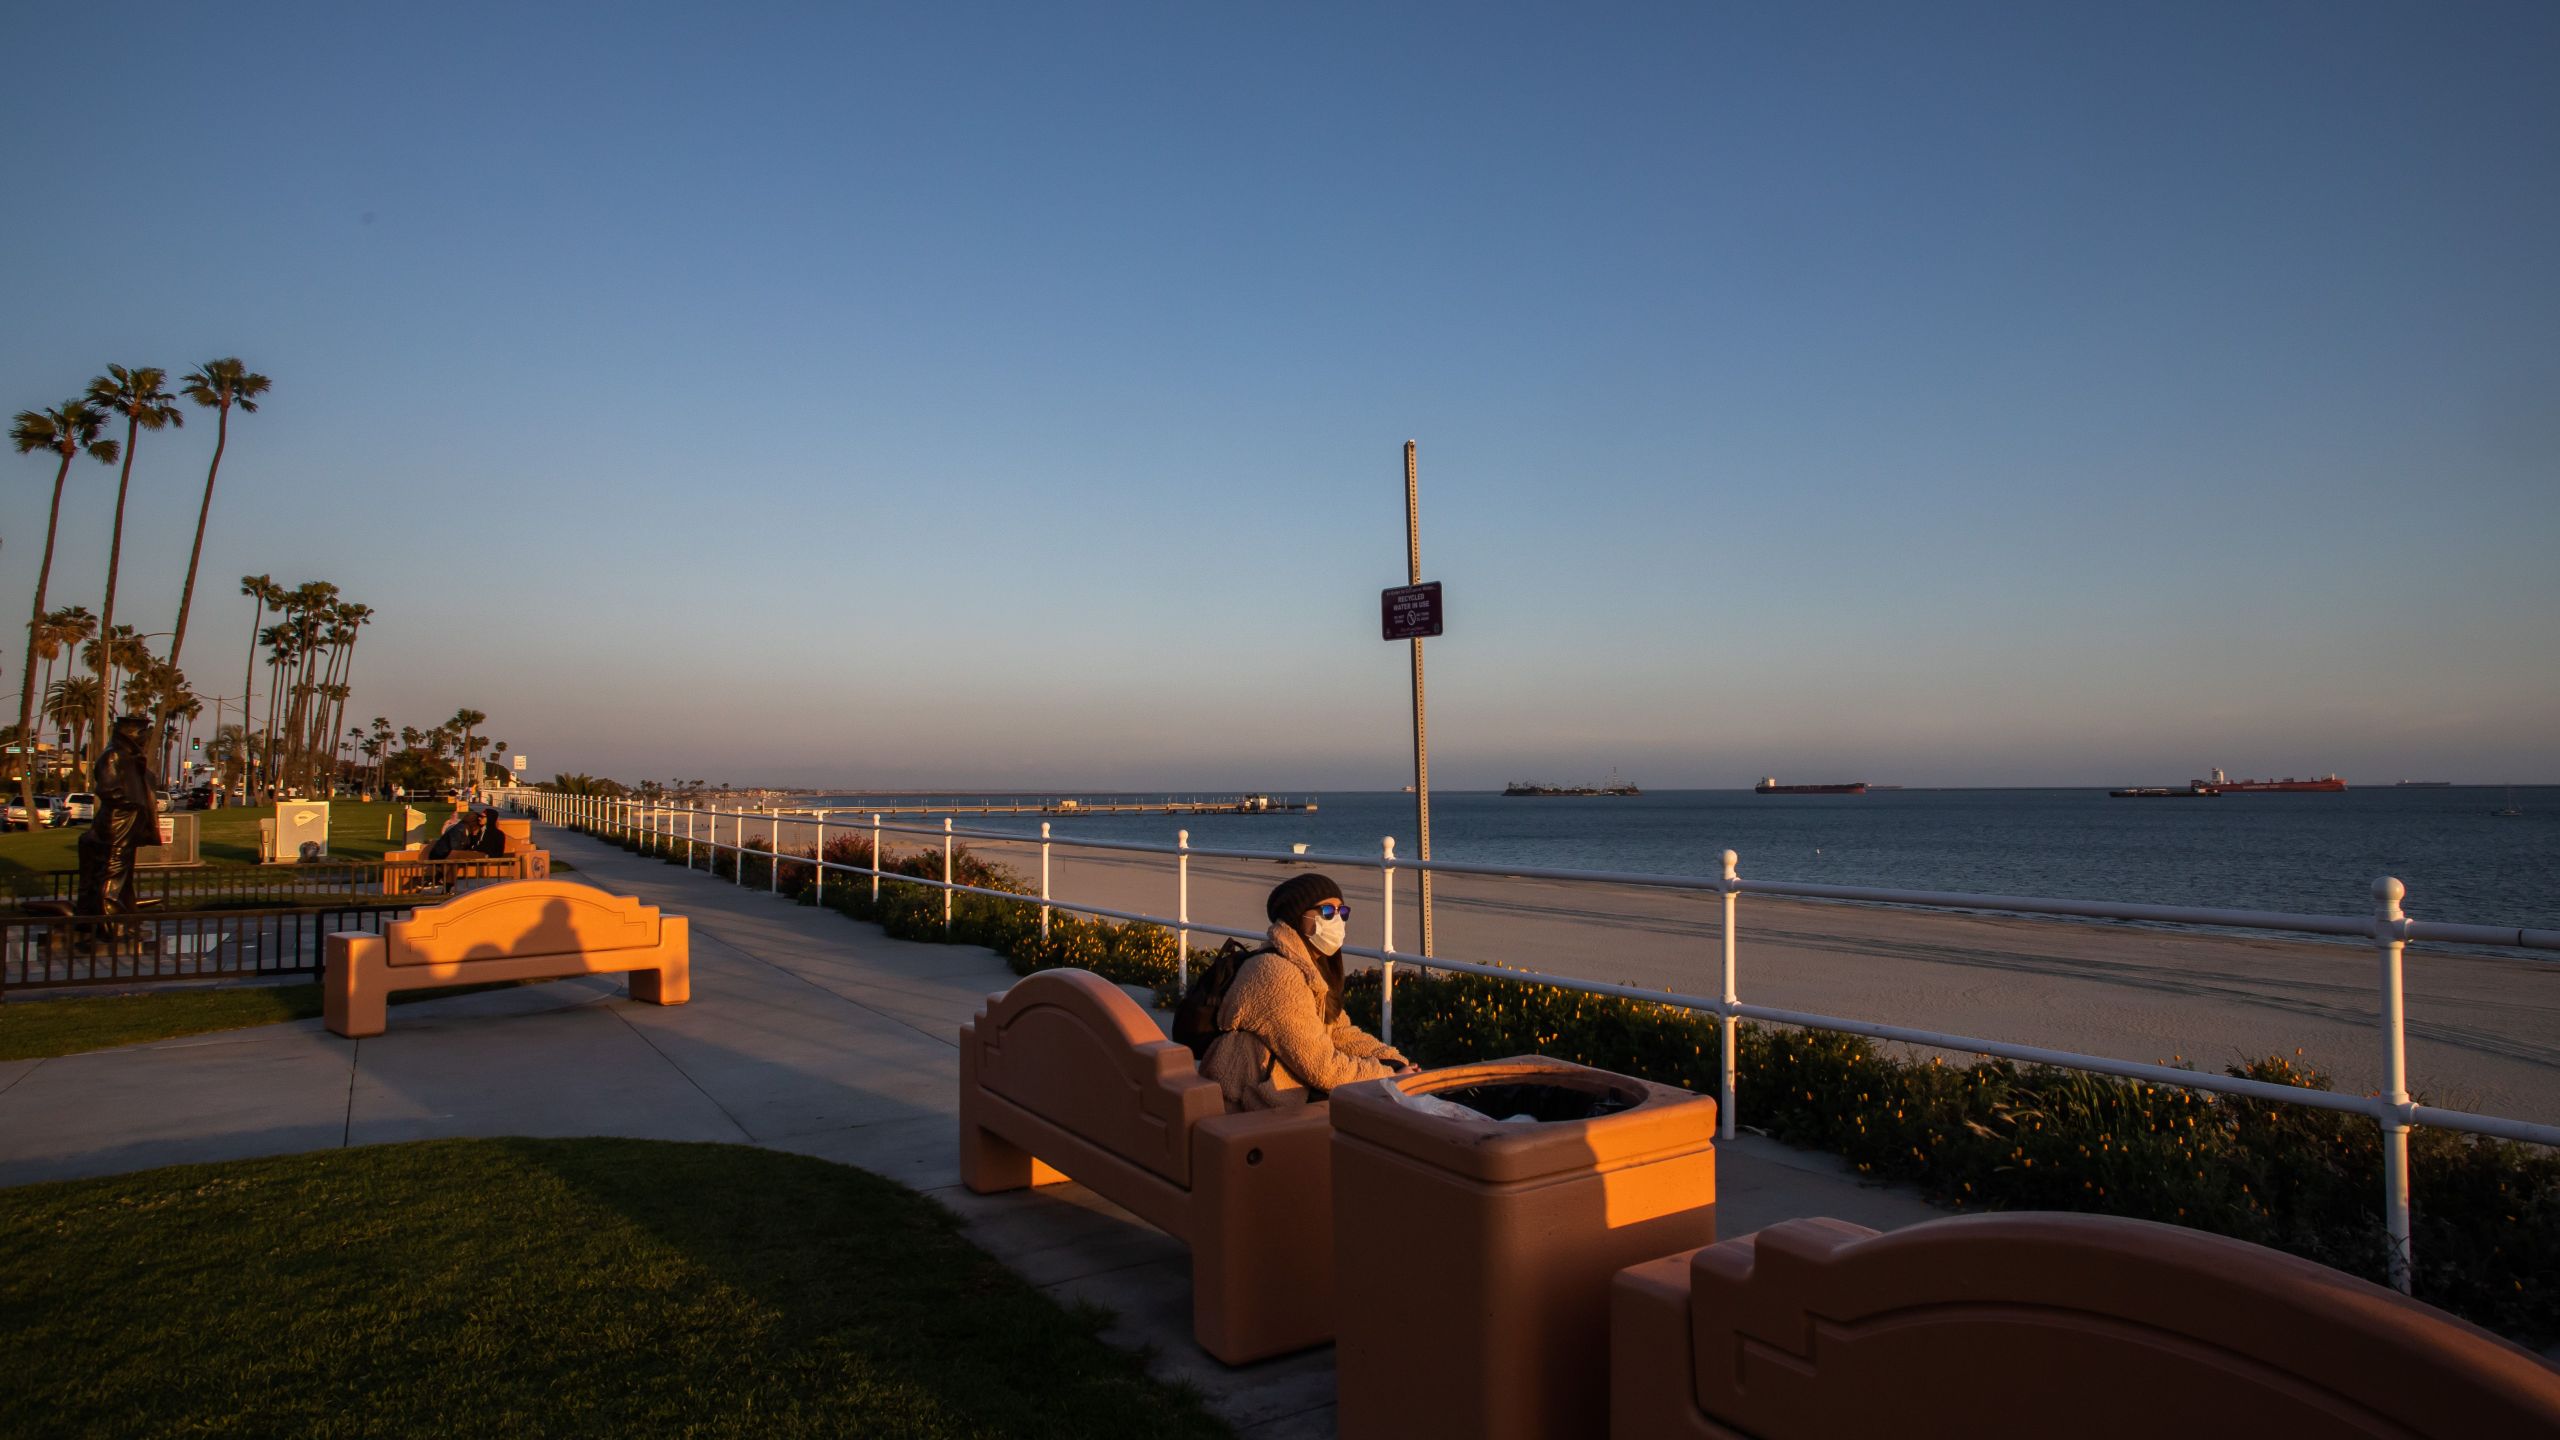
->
<box><xmin>1610</xmin><ymin>1212</ymin><xmax>2560</xmax><ymax>1439</ymax></box>
<box><xmin>960</xmin><ymin>967</ymin><xmax>1334</xmax><ymax>1364</ymax></box>
<box><xmin>324</xmin><ymin>879</ymin><xmax>689</xmax><ymax>1038</ymax></box>
<box><xmin>379</xmin><ymin>842</ymin><xmax>551</xmax><ymax>896</ymax></box>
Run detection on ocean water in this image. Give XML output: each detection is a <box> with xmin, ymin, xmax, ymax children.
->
<box><xmin>796</xmin><ymin>786</ymin><xmax>2559</xmax><ymax>931</ymax></box>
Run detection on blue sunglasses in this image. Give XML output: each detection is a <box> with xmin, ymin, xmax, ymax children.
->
<box><xmin>1315</xmin><ymin>901</ymin><xmax>1352</xmax><ymax>921</ymax></box>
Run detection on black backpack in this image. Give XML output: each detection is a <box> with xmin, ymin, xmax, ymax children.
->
<box><xmin>1171</xmin><ymin>939</ymin><xmax>1269</xmax><ymax>1060</ymax></box>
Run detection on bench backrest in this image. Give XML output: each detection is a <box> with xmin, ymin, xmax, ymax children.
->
<box><xmin>970</xmin><ymin>968</ymin><xmax>1222</xmax><ymax>1189</ymax></box>
<box><xmin>1680</xmin><ymin>1213</ymin><xmax>2560</xmax><ymax>1438</ymax></box>
<box><xmin>383</xmin><ymin>879</ymin><xmax>663</xmax><ymax>968</ymax></box>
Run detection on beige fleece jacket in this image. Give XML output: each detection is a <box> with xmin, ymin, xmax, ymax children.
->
<box><xmin>1200</xmin><ymin>922</ymin><xmax>1409</xmax><ymax>1110</ymax></box>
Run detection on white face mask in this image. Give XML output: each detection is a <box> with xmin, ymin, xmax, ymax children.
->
<box><xmin>1310</xmin><ymin>914</ymin><xmax>1347</xmax><ymax>954</ymax></box>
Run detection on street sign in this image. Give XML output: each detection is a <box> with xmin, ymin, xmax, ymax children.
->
<box><xmin>512</xmin><ymin>754</ymin><xmax>527</xmax><ymax>772</ymax></box>
<box><xmin>1381</xmin><ymin>581</ymin><xmax>1444</xmax><ymax>641</ymax></box>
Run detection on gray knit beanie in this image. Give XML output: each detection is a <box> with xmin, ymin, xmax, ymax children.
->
<box><xmin>1266</xmin><ymin>872</ymin><xmax>1345</xmax><ymax>924</ymax></box>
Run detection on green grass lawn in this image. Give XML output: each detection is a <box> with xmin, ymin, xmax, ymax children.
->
<box><xmin>0</xmin><ymin>980</ymin><xmax>552</xmax><ymax>1062</ymax></box>
<box><xmin>0</xmin><ymin>802</ymin><xmax>573</xmax><ymax>883</ymax></box>
<box><xmin>0</xmin><ymin>800</ymin><xmax>441</xmax><ymax>874</ymax></box>
<box><xmin>0</xmin><ymin>984</ymin><xmax>323</xmax><ymax>1061</ymax></box>
<box><xmin>0</xmin><ymin>1138</ymin><xmax>1227</xmax><ymax>1439</ymax></box>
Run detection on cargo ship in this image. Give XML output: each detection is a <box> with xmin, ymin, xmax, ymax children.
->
<box><xmin>2192</xmin><ymin>767</ymin><xmax>2346</xmax><ymax>793</ymax></box>
<box><xmin>1755</xmin><ymin>777</ymin><xmax>1867</xmax><ymax>795</ymax></box>
<box><xmin>1505</xmin><ymin>772</ymin><xmax>1641</xmax><ymax>797</ymax></box>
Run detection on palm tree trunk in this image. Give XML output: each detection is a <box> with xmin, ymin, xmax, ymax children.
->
<box><xmin>94</xmin><ymin>418</ymin><xmax>141</xmax><ymax>775</ymax></box>
<box><xmin>282</xmin><ymin>635</ymin><xmax>313</xmax><ymax>793</ymax></box>
<box><xmin>159</xmin><ymin>399</ymin><xmax>228</xmax><ymax>741</ymax></box>
<box><xmin>297</xmin><ymin>643</ymin><xmax>332</xmax><ymax>792</ymax></box>
<box><xmin>239</xmin><ymin>602</ymin><xmax>263</xmax><ymax>798</ymax></box>
<box><xmin>328</xmin><ymin>671</ymin><xmax>355</xmax><ymax>794</ymax></box>
<box><xmin>259</xmin><ymin>652</ymin><xmax>284</xmax><ymax>798</ymax></box>
<box><xmin>17</xmin><ymin>455</ymin><xmax>71</xmax><ymax>817</ymax></box>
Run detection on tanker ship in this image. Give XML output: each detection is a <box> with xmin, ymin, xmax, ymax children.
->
<box><xmin>1755</xmin><ymin>777</ymin><xmax>1868</xmax><ymax>795</ymax></box>
<box><xmin>2192</xmin><ymin>767</ymin><xmax>2346</xmax><ymax>793</ymax></box>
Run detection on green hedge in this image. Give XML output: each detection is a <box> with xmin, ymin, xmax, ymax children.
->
<box><xmin>582</xmin><ymin>818</ymin><xmax>2558</xmax><ymax>1344</ymax></box>
<box><xmin>1340</xmin><ymin>968</ymin><xmax>2555</xmax><ymax>1341</ymax></box>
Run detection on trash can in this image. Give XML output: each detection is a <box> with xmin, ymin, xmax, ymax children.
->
<box><xmin>1329</xmin><ymin>1056</ymin><xmax>1717</xmax><ymax>1440</ymax></box>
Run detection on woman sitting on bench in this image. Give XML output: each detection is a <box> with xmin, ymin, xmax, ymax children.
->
<box><xmin>1200</xmin><ymin>874</ymin><xmax>1412</xmax><ymax>1110</ymax></box>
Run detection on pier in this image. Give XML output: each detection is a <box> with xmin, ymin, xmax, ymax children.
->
<box><xmin>738</xmin><ymin>796</ymin><xmax>1317</xmax><ymax>819</ymax></box>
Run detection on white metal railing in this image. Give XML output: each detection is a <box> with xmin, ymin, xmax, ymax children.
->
<box><xmin>524</xmin><ymin>789</ymin><xmax>2560</xmax><ymax>1295</ymax></box>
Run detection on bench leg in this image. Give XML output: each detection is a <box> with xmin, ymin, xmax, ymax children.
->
<box><xmin>956</xmin><ymin>1026</ymin><xmax>1066</xmax><ymax>1193</ymax></box>
<box><xmin>960</xmin><ymin>1108</ymin><xmax>1071</xmax><ymax>1193</ymax></box>
<box><xmin>324</xmin><ymin>935</ymin><xmax>389</xmax><ymax>1039</ymax></box>
<box><xmin>630</xmin><ymin>919</ymin><xmax>689</xmax><ymax>1005</ymax></box>
<box><xmin>629</xmin><ymin>958</ymin><xmax>688</xmax><ymax>1006</ymax></box>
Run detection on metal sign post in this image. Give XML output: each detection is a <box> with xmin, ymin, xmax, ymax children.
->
<box><xmin>1394</xmin><ymin>441</ymin><xmax>1439</xmax><ymax>955</ymax></box>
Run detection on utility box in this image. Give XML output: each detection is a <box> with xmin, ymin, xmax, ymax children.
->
<box><xmin>1329</xmin><ymin>1057</ymin><xmax>1719</xmax><ymax>1440</ymax></box>
<box><xmin>263</xmin><ymin>801</ymin><xmax>331</xmax><ymax>862</ymax></box>
<box><xmin>137</xmin><ymin>812</ymin><xmax>199</xmax><ymax>868</ymax></box>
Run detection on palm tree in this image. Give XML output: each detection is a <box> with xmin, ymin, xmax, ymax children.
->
<box><xmin>210</xmin><ymin>722</ymin><xmax>248</xmax><ymax>794</ymax></box>
<box><xmin>39</xmin><ymin>607</ymin><xmax>92</xmax><ymax>709</ymax></box>
<box><xmin>450</xmin><ymin>708</ymin><xmax>487</xmax><ymax>796</ymax></box>
<box><xmin>259</xmin><ymin>624</ymin><xmax>295</xmax><ymax>797</ymax></box>
<box><xmin>12</xmin><ymin>402</ymin><xmax>119</xmax><ymax>811</ymax></box>
<box><xmin>370</xmin><ymin>716</ymin><xmax>392</xmax><ymax>793</ymax></box>
<box><xmin>47</xmin><ymin>676</ymin><xmax>102</xmax><ymax>762</ymax></box>
<box><xmin>164</xmin><ymin>361</ymin><xmax>270</xmax><ymax>746</ymax></box>
<box><xmin>237</xmin><ymin>575</ymin><xmax>278</xmax><ymax>791</ymax></box>
<box><xmin>83</xmin><ymin>365</ymin><xmax>183</xmax><ymax>759</ymax></box>
<box><xmin>323</xmin><ymin>603</ymin><xmax>371</xmax><ymax>786</ymax></box>
<box><xmin>275</xmin><ymin>581</ymin><xmax>335</xmax><ymax>792</ymax></box>
<box><xmin>84</xmin><ymin>625</ymin><xmax>151</xmax><ymax>715</ymax></box>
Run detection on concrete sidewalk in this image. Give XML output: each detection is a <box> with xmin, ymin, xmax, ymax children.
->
<box><xmin>0</xmin><ymin>822</ymin><xmax>1943</xmax><ymax>1439</ymax></box>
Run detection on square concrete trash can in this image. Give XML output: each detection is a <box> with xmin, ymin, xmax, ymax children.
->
<box><xmin>1329</xmin><ymin>1056</ymin><xmax>1718</xmax><ymax>1440</ymax></box>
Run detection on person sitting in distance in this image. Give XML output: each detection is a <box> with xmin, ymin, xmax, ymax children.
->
<box><xmin>1200</xmin><ymin>874</ymin><xmax>1413</xmax><ymax>1109</ymax></box>
<box><xmin>427</xmin><ymin>806</ymin><xmax>508</xmax><ymax>860</ymax></box>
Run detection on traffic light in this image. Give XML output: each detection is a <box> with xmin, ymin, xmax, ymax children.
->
<box><xmin>192</xmin><ymin>737</ymin><xmax>201</xmax><ymax>752</ymax></box>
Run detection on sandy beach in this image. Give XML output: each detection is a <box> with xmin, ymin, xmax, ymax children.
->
<box><xmin>737</xmin><ymin>815</ymin><xmax>2560</xmax><ymax>1127</ymax></box>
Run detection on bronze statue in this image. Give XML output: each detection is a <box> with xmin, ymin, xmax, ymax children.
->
<box><xmin>75</xmin><ymin>713</ymin><xmax>162</xmax><ymax>920</ymax></box>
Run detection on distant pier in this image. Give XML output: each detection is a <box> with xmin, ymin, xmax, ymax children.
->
<box><xmin>739</xmin><ymin>796</ymin><xmax>1317</xmax><ymax>819</ymax></box>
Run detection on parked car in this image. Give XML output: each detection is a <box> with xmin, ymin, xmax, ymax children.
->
<box><xmin>62</xmin><ymin>792</ymin><xmax>98</xmax><ymax>822</ymax></box>
<box><xmin>4</xmin><ymin>795</ymin><xmax>65</xmax><ymax>830</ymax></box>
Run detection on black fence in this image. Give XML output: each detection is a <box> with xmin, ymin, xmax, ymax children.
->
<box><xmin>1</xmin><ymin>903</ymin><xmax>419</xmax><ymax>993</ymax></box>
<box><xmin>1</xmin><ymin>856</ymin><xmax>522</xmax><ymax>909</ymax></box>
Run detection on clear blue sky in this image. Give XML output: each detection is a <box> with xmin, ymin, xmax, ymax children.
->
<box><xmin>5</xmin><ymin>3</ymin><xmax>2554</xmax><ymax>788</ymax></box>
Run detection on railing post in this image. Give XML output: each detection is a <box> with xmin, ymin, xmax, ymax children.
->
<box><xmin>2375</xmin><ymin>875</ymin><xmax>2414</xmax><ymax>1294</ymax></box>
<box><xmin>942</xmin><ymin>817</ymin><xmax>954</xmax><ymax>932</ymax></box>
<box><xmin>871</xmin><ymin>813</ymin><xmax>882</xmax><ymax>904</ymax></box>
<box><xmin>732</xmin><ymin>809</ymin><xmax>743</xmax><ymax>887</ymax></box>
<box><xmin>686</xmin><ymin>807</ymin><xmax>695</xmax><ymax>869</ymax></box>
<box><xmin>1720</xmin><ymin>848</ymin><xmax>1740</xmax><ymax>1143</ymax></box>
<box><xmin>1381</xmin><ymin>836</ymin><xmax>1397</xmax><ymax>1047</ymax></box>
<box><xmin>1040</xmin><ymin>821</ymin><xmax>1052</xmax><ymax>941</ymax></box>
<box><xmin>1177</xmin><ymin>829</ymin><xmax>1191</xmax><ymax>988</ymax></box>
<box><xmin>771</xmin><ymin>812</ymin><xmax>781</xmax><ymax>896</ymax></box>
<box><xmin>813</xmin><ymin>814</ymin><xmax>826</xmax><ymax>906</ymax></box>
